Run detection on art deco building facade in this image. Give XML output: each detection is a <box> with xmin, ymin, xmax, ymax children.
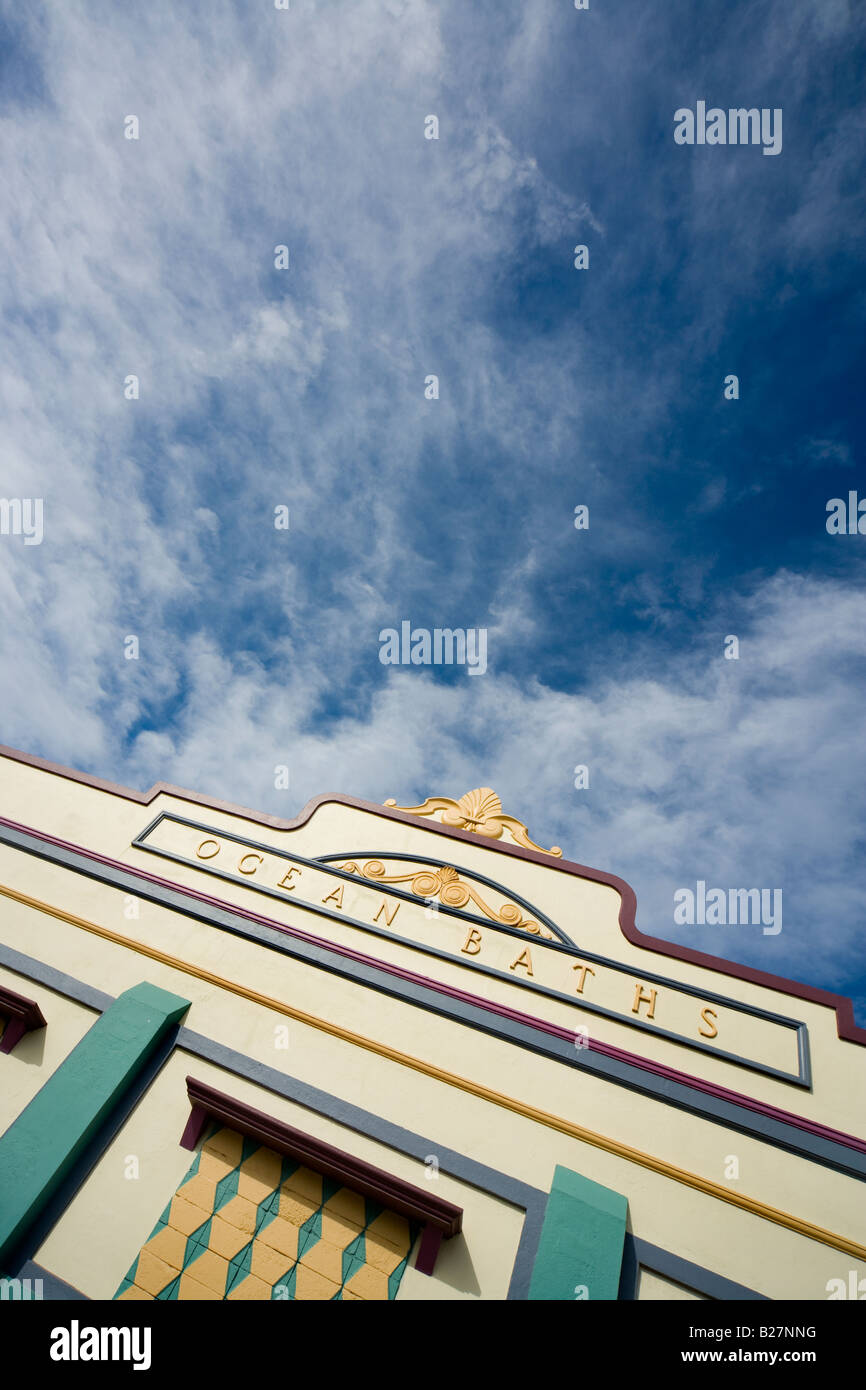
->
<box><xmin>0</xmin><ymin>744</ymin><xmax>864</xmax><ymax>1302</ymax></box>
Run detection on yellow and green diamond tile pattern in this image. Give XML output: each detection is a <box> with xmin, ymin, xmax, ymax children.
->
<box><xmin>114</xmin><ymin>1125</ymin><xmax>418</xmax><ymax>1301</ymax></box>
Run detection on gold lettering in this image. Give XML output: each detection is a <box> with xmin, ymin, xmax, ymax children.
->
<box><xmin>196</xmin><ymin>839</ymin><xmax>220</xmax><ymax>860</ymax></box>
<box><xmin>631</xmin><ymin>983</ymin><xmax>657</xmax><ymax>1019</ymax></box>
<box><xmin>322</xmin><ymin>884</ymin><xmax>344</xmax><ymax>909</ymax></box>
<box><xmin>698</xmin><ymin>1006</ymin><xmax>718</xmax><ymax>1039</ymax></box>
<box><xmin>572</xmin><ymin>963</ymin><xmax>596</xmax><ymax>995</ymax></box>
<box><xmin>509</xmin><ymin>948</ymin><xmax>534</xmax><ymax>977</ymax></box>
<box><xmin>237</xmin><ymin>853</ymin><xmax>264</xmax><ymax>876</ymax></box>
<box><xmin>276</xmin><ymin>867</ymin><xmax>302</xmax><ymax>891</ymax></box>
<box><xmin>373</xmin><ymin>898</ymin><xmax>400</xmax><ymax>926</ymax></box>
<box><xmin>460</xmin><ymin>927</ymin><xmax>483</xmax><ymax>956</ymax></box>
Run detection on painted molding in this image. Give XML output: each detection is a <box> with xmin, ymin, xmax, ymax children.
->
<box><xmin>529</xmin><ymin>1166</ymin><xmax>628</xmax><ymax>1300</ymax></box>
<box><xmin>0</xmin><ymin>908</ymin><xmax>863</xmax><ymax>1262</ymax></box>
<box><xmin>0</xmin><ymin>981</ymin><xmax>46</xmax><ymax>1054</ymax></box>
<box><xmin>1</xmin><ymin>743</ymin><xmax>863</xmax><ymax>1047</ymax></box>
<box><xmin>182</xmin><ymin>1076</ymin><xmax>462</xmax><ymax>1276</ymax></box>
<box><xmin>0</xmin><ymin>982</ymin><xmax>190</xmax><ymax>1269</ymax></box>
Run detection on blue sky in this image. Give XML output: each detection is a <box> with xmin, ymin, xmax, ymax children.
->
<box><xmin>1</xmin><ymin>0</ymin><xmax>864</xmax><ymax>1020</ymax></box>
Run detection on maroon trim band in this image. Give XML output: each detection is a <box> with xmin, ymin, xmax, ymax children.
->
<box><xmin>0</xmin><ymin>981</ymin><xmax>47</xmax><ymax>1054</ymax></box>
<box><xmin>182</xmin><ymin>1076</ymin><xmax>462</xmax><ymax>1275</ymax></box>
<box><xmin>2</xmin><ymin>811</ymin><xmax>864</xmax><ymax>1154</ymax></box>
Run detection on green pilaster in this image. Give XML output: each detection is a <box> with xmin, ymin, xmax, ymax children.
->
<box><xmin>528</xmin><ymin>1165</ymin><xmax>628</xmax><ymax>1300</ymax></box>
<box><xmin>0</xmin><ymin>981</ymin><xmax>190</xmax><ymax>1267</ymax></box>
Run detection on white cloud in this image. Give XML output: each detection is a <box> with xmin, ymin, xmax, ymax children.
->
<box><xmin>0</xmin><ymin>1</ymin><xmax>862</xmax><ymax>1016</ymax></box>
<box><xmin>104</xmin><ymin>571</ymin><xmax>866</xmax><ymax>1003</ymax></box>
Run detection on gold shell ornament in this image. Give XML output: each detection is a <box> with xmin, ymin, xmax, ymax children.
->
<box><xmin>384</xmin><ymin>787</ymin><xmax>562</xmax><ymax>857</ymax></box>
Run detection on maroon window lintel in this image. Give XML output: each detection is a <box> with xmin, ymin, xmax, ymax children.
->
<box><xmin>181</xmin><ymin>1076</ymin><xmax>463</xmax><ymax>1278</ymax></box>
<box><xmin>0</xmin><ymin>984</ymin><xmax>47</xmax><ymax>1054</ymax></box>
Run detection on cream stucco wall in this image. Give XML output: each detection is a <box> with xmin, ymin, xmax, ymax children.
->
<box><xmin>1</xmin><ymin>883</ymin><xmax>863</xmax><ymax>1299</ymax></box>
<box><xmin>1</xmin><ymin>751</ymin><xmax>865</xmax><ymax>1301</ymax></box>
<box><xmin>638</xmin><ymin>1269</ymin><xmax>706</xmax><ymax>1300</ymax></box>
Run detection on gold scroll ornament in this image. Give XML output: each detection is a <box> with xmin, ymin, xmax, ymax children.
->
<box><xmin>338</xmin><ymin>859</ymin><xmax>554</xmax><ymax>939</ymax></box>
<box><xmin>384</xmin><ymin>787</ymin><xmax>562</xmax><ymax>858</ymax></box>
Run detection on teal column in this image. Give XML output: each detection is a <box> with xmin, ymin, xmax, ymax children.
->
<box><xmin>528</xmin><ymin>1165</ymin><xmax>628</xmax><ymax>1300</ymax></box>
<box><xmin>0</xmin><ymin>981</ymin><xmax>190</xmax><ymax>1267</ymax></box>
